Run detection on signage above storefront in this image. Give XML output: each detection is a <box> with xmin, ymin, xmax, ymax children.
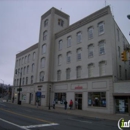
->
<box><xmin>75</xmin><ymin>86</ymin><xmax>83</xmax><ymax>89</ymax></box>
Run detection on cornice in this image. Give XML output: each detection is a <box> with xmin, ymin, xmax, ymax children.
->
<box><xmin>55</xmin><ymin>6</ymin><xmax>111</xmax><ymax>39</ymax></box>
<box><xmin>16</xmin><ymin>43</ymin><xmax>38</xmax><ymax>58</ymax></box>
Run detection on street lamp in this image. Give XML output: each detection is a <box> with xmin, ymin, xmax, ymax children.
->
<box><xmin>15</xmin><ymin>70</ymin><xmax>22</xmax><ymax>105</ymax></box>
<box><xmin>48</xmin><ymin>85</ymin><xmax>51</xmax><ymax>110</ymax></box>
<box><xmin>0</xmin><ymin>79</ymin><xmax>4</xmax><ymax>96</ymax></box>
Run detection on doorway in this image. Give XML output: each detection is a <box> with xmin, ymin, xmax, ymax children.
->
<box><xmin>75</xmin><ymin>94</ymin><xmax>82</xmax><ymax>110</ymax></box>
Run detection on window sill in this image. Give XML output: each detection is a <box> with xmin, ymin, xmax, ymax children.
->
<box><xmin>88</xmin><ymin>56</ymin><xmax>93</xmax><ymax>58</ymax></box>
<box><xmin>77</xmin><ymin>41</ymin><xmax>82</xmax><ymax>44</ymax></box>
<box><xmin>98</xmin><ymin>32</ymin><xmax>104</xmax><ymax>36</ymax></box>
<box><xmin>99</xmin><ymin>53</ymin><xmax>105</xmax><ymax>56</ymax></box>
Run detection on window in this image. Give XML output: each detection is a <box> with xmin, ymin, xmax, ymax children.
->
<box><xmin>57</xmin><ymin>70</ymin><xmax>61</xmax><ymax>80</ymax></box>
<box><xmin>42</xmin><ymin>44</ymin><xmax>46</xmax><ymax>54</ymax></box>
<box><xmin>24</xmin><ymin>67</ymin><xmax>26</xmax><ymax>75</ymax></box>
<box><xmin>54</xmin><ymin>93</ymin><xmax>66</xmax><ymax>104</ymax></box>
<box><xmin>21</xmin><ymin>68</ymin><xmax>23</xmax><ymax>75</ymax></box>
<box><xmin>98</xmin><ymin>22</ymin><xmax>104</xmax><ymax>35</ymax></box>
<box><xmin>99</xmin><ymin>41</ymin><xmax>105</xmax><ymax>55</ymax></box>
<box><xmin>58</xmin><ymin>19</ymin><xmax>64</xmax><ymax>26</ymax></box>
<box><xmin>22</xmin><ymin>78</ymin><xmax>24</xmax><ymax>85</ymax></box>
<box><xmin>26</xmin><ymin>77</ymin><xmax>28</xmax><ymax>85</ymax></box>
<box><xmin>88</xmin><ymin>64</ymin><xmax>94</xmax><ymax>77</ymax></box>
<box><xmin>118</xmin><ymin>46</ymin><xmax>120</xmax><ymax>58</ymax></box>
<box><xmin>24</xmin><ymin>56</ymin><xmax>27</xmax><ymax>63</ymax></box>
<box><xmin>67</xmin><ymin>52</ymin><xmax>71</xmax><ymax>63</ymax></box>
<box><xmin>33</xmin><ymin>52</ymin><xmax>35</xmax><ymax>60</ymax></box>
<box><xmin>88</xmin><ymin>92</ymin><xmax>106</xmax><ymax>107</ymax></box>
<box><xmin>117</xmin><ymin>29</ymin><xmax>120</xmax><ymax>41</ymax></box>
<box><xmin>67</xmin><ymin>36</ymin><xmax>71</xmax><ymax>47</ymax></box>
<box><xmin>43</xmin><ymin>30</ymin><xmax>47</xmax><ymax>41</ymax></box>
<box><xmin>58</xmin><ymin>55</ymin><xmax>62</xmax><ymax>65</ymax></box>
<box><xmin>39</xmin><ymin>71</ymin><xmax>44</xmax><ymax>82</ymax></box>
<box><xmin>19</xmin><ymin>59</ymin><xmax>21</xmax><ymax>66</ymax></box>
<box><xmin>16</xmin><ymin>60</ymin><xmax>18</xmax><ymax>67</ymax></box>
<box><xmin>99</xmin><ymin>61</ymin><xmax>106</xmax><ymax>76</ymax></box>
<box><xmin>32</xmin><ymin>63</ymin><xmax>35</xmax><ymax>72</ymax></box>
<box><xmin>22</xmin><ymin>57</ymin><xmax>24</xmax><ymax>64</ymax></box>
<box><xmin>119</xmin><ymin>65</ymin><xmax>121</xmax><ymax>78</ymax></box>
<box><xmin>58</xmin><ymin>40</ymin><xmax>62</xmax><ymax>50</ymax></box>
<box><xmin>66</xmin><ymin>68</ymin><xmax>70</xmax><ymax>80</ymax></box>
<box><xmin>88</xmin><ymin>44</ymin><xmax>94</xmax><ymax>58</ymax></box>
<box><xmin>27</xmin><ymin>65</ymin><xmax>29</xmax><ymax>74</ymax></box>
<box><xmin>41</xmin><ymin>57</ymin><xmax>45</xmax><ymax>68</ymax></box>
<box><xmin>18</xmin><ymin>69</ymin><xmax>20</xmax><ymax>76</ymax></box>
<box><xmin>88</xmin><ymin>27</ymin><xmax>93</xmax><ymax>39</ymax></box>
<box><xmin>77</xmin><ymin>32</ymin><xmax>82</xmax><ymax>43</ymax></box>
<box><xmin>28</xmin><ymin>54</ymin><xmax>30</xmax><ymax>63</ymax></box>
<box><xmin>77</xmin><ymin>48</ymin><xmax>82</xmax><ymax>60</ymax></box>
<box><xmin>31</xmin><ymin>76</ymin><xmax>33</xmax><ymax>84</ymax></box>
<box><xmin>17</xmin><ymin>79</ymin><xmax>19</xmax><ymax>86</ymax></box>
<box><xmin>44</xmin><ymin>19</ymin><xmax>48</xmax><ymax>27</ymax></box>
<box><xmin>76</xmin><ymin>66</ymin><xmax>81</xmax><ymax>78</ymax></box>
<box><xmin>125</xmin><ymin>69</ymin><xmax>127</xmax><ymax>80</ymax></box>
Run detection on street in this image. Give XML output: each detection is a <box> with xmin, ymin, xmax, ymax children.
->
<box><xmin>0</xmin><ymin>100</ymin><xmax>119</xmax><ymax>130</ymax></box>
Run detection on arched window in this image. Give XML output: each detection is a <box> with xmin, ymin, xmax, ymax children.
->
<box><xmin>58</xmin><ymin>55</ymin><xmax>62</xmax><ymax>65</ymax></box>
<box><xmin>44</xmin><ymin>19</ymin><xmax>48</xmax><ymax>27</ymax></box>
<box><xmin>88</xmin><ymin>44</ymin><xmax>94</xmax><ymax>57</ymax></box>
<box><xmin>39</xmin><ymin>71</ymin><xmax>44</xmax><ymax>81</ymax></box>
<box><xmin>66</xmin><ymin>68</ymin><xmax>71</xmax><ymax>79</ymax></box>
<box><xmin>41</xmin><ymin>57</ymin><xmax>45</xmax><ymax>68</ymax></box>
<box><xmin>42</xmin><ymin>44</ymin><xmax>46</xmax><ymax>54</ymax></box>
<box><xmin>43</xmin><ymin>30</ymin><xmax>47</xmax><ymax>41</ymax></box>
<box><xmin>88</xmin><ymin>63</ymin><xmax>94</xmax><ymax>77</ymax></box>
<box><xmin>57</xmin><ymin>70</ymin><xmax>61</xmax><ymax>80</ymax></box>
<box><xmin>77</xmin><ymin>48</ymin><xmax>82</xmax><ymax>60</ymax></box>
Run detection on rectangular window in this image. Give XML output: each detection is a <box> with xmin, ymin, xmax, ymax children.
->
<box><xmin>117</xmin><ymin>29</ymin><xmax>120</xmax><ymax>41</ymax></box>
<box><xmin>57</xmin><ymin>70</ymin><xmax>61</xmax><ymax>80</ymax></box>
<box><xmin>66</xmin><ymin>69</ymin><xmax>70</xmax><ymax>79</ymax></box>
<box><xmin>88</xmin><ymin>92</ymin><xmax>106</xmax><ymax>107</ymax></box>
<box><xmin>119</xmin><ymin>65</ymin><xmax>121</xmax><ymax>78</ymax></box>
<box><xmin>32</xmin><ymin>64</ymin><xmax>34</xmax><ymax>72</ymax></box>
<box><xmin>58</xmin><ymin>19</ymin><xmax>64</xmax><ymax>27</ymax></box>
<box><xmin>28</xmin><ymin>54</ymin><xmax>30</xmax><ymax>63</ymax></box>
<box><xmin>54</xmin><ymin>93</ymin><xmax>66</xmax><ymax>104</ymax></box>
<box><xmin>67</xmin><ymin>52</ymin><xmax>71</xmax><ymax>63</ymax></box>
<box><xmin>58</xmin><ymin>55</ymin><xmax>62</xmax><ymax>65</ymax></box>
<box><xmin>33</xmin><ymin>52</ymin><xmax>35</xmax><ymax>60</ymax></box>
<box><xmin>98</xmin><ymin>22</ymin><xmax>104</xmax><ymax>35</ymax></box>
<box><xmin>27</xmin><ymin>66</ymin><xmax>29</xmax><ymax>74</ymax></box>
<box><xmin>99</xmin><ymin>62</ymin><xmax>106</xmax><ymax>76</ymax></box>
<box><xmin>31</xmin><ymin>76</ymin><xmax>33</xmax><ymax>84</ymax></box>
<box><xmin>77</xmin><ymin>48</ymin><xmax>81</xmax><ymax>60</ymax></box>
<box><xmin>88</xmin><ymin>45</ymin><xmax>93</xmax><ymax>57</ymax></box>
<box><xmin>88</xmin><ymin>64</ymin><xmax>93</xmax><ymax>77</ymax></box>
<box><xmin>118</xmin><ymin>46</ymin><xmax>120</xmax><ymax>58</ymax></box>
<box><xmin>26</xmin><ymin>77</ymin><xmax>28</xmax><ymax>85</ymax></box>
<box><xmin>99</xmin><ymin>41</ymin><xmax>105</xmax><ymax>55</ymax></box>
<box><xmin>41</xmin><ymin>58</ymin><xmax>45</xmax><ymax>68</ymax></box>
<box><xmin>77</xmin><ymin>66</ymin><xmax>81</xmax><ymax>78</ymax></box>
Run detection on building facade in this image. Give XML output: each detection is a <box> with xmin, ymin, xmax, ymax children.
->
<box><xmin>12</xmin><ymin>6</ymin><xmax>130</xmax><ymax>114</ymax></box>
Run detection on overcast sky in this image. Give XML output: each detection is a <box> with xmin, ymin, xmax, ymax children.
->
<box><xmin>0</xmin><ymin>0</ymin><xmax>130</xmax><ymax>85</ymax></box>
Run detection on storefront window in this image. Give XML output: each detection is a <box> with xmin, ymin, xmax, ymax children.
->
<box><xmin>22</xmin><ymin>94</ymin><xmax>26</xmax><ymax>101</ymax></box>
<box><xmin>54</xmin><ymin>93</ymin><xmax>66</xmax><ymax>104</ymax></box>
<box><xmin>88</xmin><ymin>92</ymin><xmax>106</xmax><ymax>107</ymax></box>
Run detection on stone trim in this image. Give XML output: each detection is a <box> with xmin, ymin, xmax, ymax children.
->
<box><xmin>113</xmin><ymin>93</ymin><xmax>130</xmax><ymax>96</ymax></box>
<box><xmin>55</xmin><ymin>6</ymin><xmax>110</xmax><ymax>39</ymax></box>
<box><xmin>54</xmin><ymin>8</ymin><xmax>69</xmax><ymax>20</ymax></box>
<box><xmin>41</xmin><ymin>9</ymin><xmax>51</xmax><ymax>20</ymax></box>
<box><xmin>16</xmin><ymin>43</ymin><xmax>38</xmax><ymax>58</ymax></box>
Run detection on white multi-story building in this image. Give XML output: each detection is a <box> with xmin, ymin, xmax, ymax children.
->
<box><xmin>12</xmin><ymin>6</ymin><xmax>130</xmax><ymax>114</ymax></box>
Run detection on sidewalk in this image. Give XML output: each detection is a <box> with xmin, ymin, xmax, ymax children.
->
<box><xmin>10</xmin><ymin>102</ymin><xmax>130</xmax><ymax>121</ymax></box>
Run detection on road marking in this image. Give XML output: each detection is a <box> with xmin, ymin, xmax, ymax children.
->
<box><xmin>21</xmin><ymin>123</ymin><xmax>59</xmax><ymax>129</ymax></box>
<box><xmin>69</xmin><ymin>118</ymin><xmax>92</xmax><ymax>123</ymax></box>
<box><xmin>0</xmin><ymin>118</ymin><xmax>30</xmax><ymax>130</ymax></box>
<box><xmin>0</xmin><ymin>108</ymin><xmax>55</xmax><ymax>124</ymax></box>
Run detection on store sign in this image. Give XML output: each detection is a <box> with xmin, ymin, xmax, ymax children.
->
<box><xmin>75</xmin><ymin>86</ymin><xmax>82</xmax><ymax>89</ymax></box>
<box><xmin>118</xmin><ymin>118</ymin><xmax>130</xmax><ymax>130</ymax></box>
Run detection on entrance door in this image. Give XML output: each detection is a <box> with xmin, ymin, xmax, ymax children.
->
<box><xmin>75</xmin><ymin>94</ymin><xmax>82</xmax><ymax>110</ymax></box>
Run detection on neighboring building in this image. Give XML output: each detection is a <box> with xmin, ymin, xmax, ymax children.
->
<box><xmin>12</xmin><ymin>6</ymin><xmax>130</xmax><ymax>114</ymax></box>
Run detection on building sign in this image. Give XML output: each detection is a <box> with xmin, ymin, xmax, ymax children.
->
<box><xmin>41</xmin><ymin>95</ymin><xmax>45</xmax><ymax>98</ymax></box>
<box><xmin>75</xmin><ymin>86</ymin><xmax>83</xmax><ymax>89</ymax></box>
<box><xmin>36</xmin><ymin>92</ymin><xmax>41</xmax><ymax>97</ymax></box>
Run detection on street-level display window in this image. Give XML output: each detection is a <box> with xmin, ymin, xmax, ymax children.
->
<box><xmin>22</xmin><ymin>94</ymin><xmax>26</xmax><ymax>101</ymax></box>
<box><xmin>54</xmin><ymin>93</ymin><xmax>66</xmax><ymax>104</ymax></box>
<box><xmin>88</xmin><ymin>92</ymin><xmax>106</xmax><ymax>107</ymax></box>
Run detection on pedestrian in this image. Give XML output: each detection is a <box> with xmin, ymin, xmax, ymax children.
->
<box><xmin>75</xmin><ymin>100</ymin><xmax>78</xmax><ymax>109</ymax></box>
<box><xmin>36</xmin><ymin>99</ymin><xmax>39</xmax><ymax>108</ymax></box>
<box><xmin>69</xmin><ymin>100</ymin><xmax>73</xmax><ymax>110</ymax></box>
<box><xmin>64</xmin><ymin>100</ymin><xmax>68</xmax><ymax>110</ymax></box>
<box><xmin>53</xmin><ymin>100</ymin><xmax>55</xmax><ymax>109</ymax></box>
<box><xmin>12</xmin><ymin>96</ymin><xmax>14</xmax><ymax>103</ymax></box>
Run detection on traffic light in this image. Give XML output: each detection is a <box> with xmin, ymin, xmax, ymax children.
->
<box><xmin>121</xmin><ymin>51</ymin><xmax>127</xmax><ymax>61</ymax></box>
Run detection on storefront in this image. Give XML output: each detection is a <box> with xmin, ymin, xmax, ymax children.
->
<box><xmin>113</xmin><ymin>94</ymin><xmax>130</xmax><ymax>114</ymax></box>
